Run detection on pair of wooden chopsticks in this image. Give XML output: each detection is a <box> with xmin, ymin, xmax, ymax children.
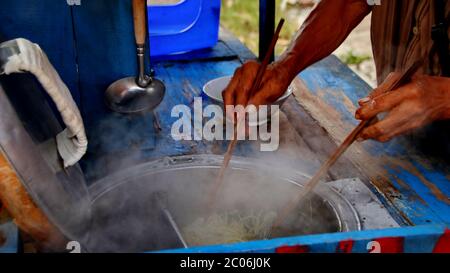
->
<box><xmin>270</xmin><ymin>59</ymin><xmax>423</xmax><ymax>230</ymax></box>
<box><xmin>207</xmin><ymin>19</ymin><xmax>286</xmax><ymax>209</ymax></box>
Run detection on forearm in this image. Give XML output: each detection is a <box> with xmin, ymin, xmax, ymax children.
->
<box><xmin>274</xmin><ymin>0</ymin><xmax>371</xmax><ymax>81</ymax></box>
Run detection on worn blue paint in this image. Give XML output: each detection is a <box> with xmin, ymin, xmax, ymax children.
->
<box><xmin>149</xmin><ymin>59</ymin><xmax>253</xmax><ymax>159</ymax></box>
<box><xmin>298</xmin><ymin>56</ymin><xmax>450</xmax><ymax>227</ymax></box>
<box><xmin>385</xmin><ymin>167</ymin><xmax>444</xmax><ymax>225</ymax></box>
<box><xmin>300</xmin><ymin>57</ymin><xmax>409</xmax><ymax>156</ymax></box>
<box><xmin>387</xmin><ymin>166</ymin><xmax>450</xmax><ymax>224</ymax></box>
<box><xmin>0</xmin><ymin>222</ymin><xmax>19</xmax><ymax>253</ymax></box>
<box><xmin>412</xmin><ymin>161</ymin><xmax>450</xmax><ymax>197</ymax></box>
<box><xmin>403</xmin><ymin>231</ymin><xmax>441</xmax><ymax>253</ymax></box>
<box><xmin>157</xmin><ymin>225</ymin><xmax>447</xmax><ymax>253</ymax></box>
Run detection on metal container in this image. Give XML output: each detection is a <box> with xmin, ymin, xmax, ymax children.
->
<box><xmin>85</xmin><ymin>155</ymin><xmax>360</xmax><ymax>252</ymax></box>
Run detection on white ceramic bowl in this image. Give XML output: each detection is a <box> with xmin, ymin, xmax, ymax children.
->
<box><xmin>203</xmin><ymin>75</ymin><xmax>293</xmax><ymax>105</ymax></box>
<box><xmin>202</xmin><ymin>76</ymin><xmax>293</xmax><ymax>125</ymax></box>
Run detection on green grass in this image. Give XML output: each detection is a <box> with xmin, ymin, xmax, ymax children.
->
<box><xmin>339</xmin><ymin>50</ymin><xmax>371</xmax><ymax>66</ymax></box>
<box><xmin>220</xmin><ymin>0</ymin><xmax>298</xmax><ymax>56</ymax></box>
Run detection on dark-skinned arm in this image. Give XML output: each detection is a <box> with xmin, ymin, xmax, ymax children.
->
<box><xmin>223</xmin><ymin>0</ymin><xmax>372</xmax><ymax>108</ymax></box>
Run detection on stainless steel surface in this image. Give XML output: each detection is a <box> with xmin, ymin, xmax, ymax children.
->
<box><xmin>327</xmin><ymin>178</ymin><xmax>399</xmax><ymax>230</ymax></box>
<box><xmin>85</xmin><ymin>155</ymin><xmax>361</xmax><ymax>252</ymax></box>
<box><xmin>136</xmin><ymin>45</ymin><xmax>151</xmax><ymax>88</ymax></box>
<box><xmin>104</xmin><ymin>76</ymin><xmax>165</xmax><ymax>114</ymax></box>
<box><xmin>0</xmin><ymin>81</ymin><xmax>91</xmax><ymax>244</ymax></box>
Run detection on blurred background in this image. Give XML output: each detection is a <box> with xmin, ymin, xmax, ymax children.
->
<box><xmin>149</xmin><ymin>0</ymin><xmax>376</xmax><ymax>87</ymax></box>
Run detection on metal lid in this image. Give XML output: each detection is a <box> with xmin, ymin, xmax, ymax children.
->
<box><xmin>0</xmin><ymin>71</ymin><xmax>91</xmax><ymax>242</ymax></box>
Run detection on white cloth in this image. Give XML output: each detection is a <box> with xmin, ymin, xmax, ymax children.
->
<box><xmin>1</xmin><ymin>38</ymin><xmax>87</xmax><ymax>168</ymax></box>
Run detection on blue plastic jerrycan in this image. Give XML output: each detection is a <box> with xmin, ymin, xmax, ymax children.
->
<box><xmin>148</xmin><ymin>0</ymin><xmax>221</xmax><ymax>56</ymax></box>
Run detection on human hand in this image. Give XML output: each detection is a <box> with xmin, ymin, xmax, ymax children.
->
<box><xmin>222</xmin><ymin>60</ymin><xmax>292</xmax><ymax>120</ymax></box>
<box><xmin>355</xmin><ymin>74</ymin><xmax>450</xmax><ymax>142</ymax></box>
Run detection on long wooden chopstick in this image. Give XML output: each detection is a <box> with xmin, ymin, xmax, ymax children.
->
<box><xmin>270</xmin><ymin>59</ymin><xmax>423</xmax><ymax>230</ymax></box>
<box><xmin>207</xmin><ymin>19</ymin><xmax>286</xmax><ymax>209</ymax></box>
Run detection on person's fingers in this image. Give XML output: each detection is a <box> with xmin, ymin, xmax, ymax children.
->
<box><xmin>359</xmin><ymin>103</ymin><xmax>416</xmax><ymax>142</ymax></box>
<box><xmin>358</xmin><ymin>72</ymin><xmax>403</xmax><ymax>106</ymax></box>
<box><xmin>376</xmin><ymin>103</ymin><xmax>430</xmax><ymax>142</ymax></box>
<box><xmin>222</xmin><ymin>68</ymin><xmax>242</xmax><ymax>106</ymax></box>
<box><xmin>361</xmin><ymin>117</ymin><xmax>418</xmax><ymax>143</ymax></box>
<box><xmin>375</xmin><ymin>122</ymin><xmax>416</xmax><ymax>142</ymax></box>
<box><xmin>248</xmin><ymin>78</ymin><xmax>285</xmax><ymax>107</ymax></box>
<box><xmin>359</xmin><ymin>117</ymin><xmax>402</xmax><ymax>142</ymax></box>
<box><xmin>358</xmin><ymin>97</ymin><xmax>371</xmax><ymax>106</ymax></box>
<box><xmin>247</xmin><ymin>90</ymin><xmax>269</xmax><ymax>107</ymax></box>
<box><xmin>222</xmin><ymin>67</ymin><xmax>243</xmax><ymax>121</ymax></box>
<box><xmin>235</xmin><ymin>61</ymin><xmax>260</xmax><ymax>106</ymax></box>
<box><xmin>355</xmin><ymin>83</ymin><xmax>414</xmax><ymax>120</ymax></box>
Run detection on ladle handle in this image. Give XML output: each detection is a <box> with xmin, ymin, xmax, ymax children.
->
<box><xmin>132</xmin><ymin>0</ymin><xmax>147</xmax><ymax>46</ymax></box>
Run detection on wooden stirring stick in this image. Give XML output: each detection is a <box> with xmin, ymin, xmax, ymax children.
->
<box><xmin>270</xmin><ymin>59</ymin><xmax>423</xmax><ymax>231</ymax></box>
<box><xmin>207</xmin><ymin>19</ymin><xmax>286</xmax><ymax>210</ymax></box>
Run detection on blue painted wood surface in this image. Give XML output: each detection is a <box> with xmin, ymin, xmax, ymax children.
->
<box><xmin>0</xmin><ymin>222</ymin><xmax>19</xmax><ymax>253</ymax></box>
<box><xmin>158</xmin><ymin>225</ymin><xmax>449</xmax><ymax>253</ymax></box>
<box><xmin>299</xmin><ymin>56</ymin><xmax>450</xmax><ymax>226</ymax></box>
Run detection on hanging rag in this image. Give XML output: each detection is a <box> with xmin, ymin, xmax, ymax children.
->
<box><xmin>0</xmin><ymin>38</ymin><xmax>87</xmax><ymax>168</ymax></box>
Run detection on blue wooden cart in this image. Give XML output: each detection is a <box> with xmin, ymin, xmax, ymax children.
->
<box><xmin>0</xmin><ymin>0</ymin><xmax>449</xmax><ymax>253</ymax></box>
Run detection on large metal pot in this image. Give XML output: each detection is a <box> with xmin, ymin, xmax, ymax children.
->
<box><xmin>83</xmin><ymin>155</ymin><xmax>360</xmax><ymax>252</ymax></box>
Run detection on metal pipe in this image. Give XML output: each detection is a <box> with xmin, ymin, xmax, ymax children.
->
<box><xmin>259</xmin><ymin>0</ymin><xmax>276</xmax><ymax>62</ymax></box>
<box><xmin>162</xmin><ymin>209</ymin><xmax>188</xmax><ymax>248</ymax></box>
<box><xmin>136</xmin><ymin>44</ymin><xmax>151</xmax><ymax>87</ymax></box>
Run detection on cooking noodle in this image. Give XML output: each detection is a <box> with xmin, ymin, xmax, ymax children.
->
<box><xmin>182</xmin><ymin>210</ymin><xmax>277</xmax><ymax>246</ymax></box>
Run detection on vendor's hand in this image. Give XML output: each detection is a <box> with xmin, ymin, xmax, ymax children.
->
<box><xmin>222</xmin><ymin>60</ymin><xmax>292</xmax><ymax>120</ymax></box>
<box><xmin>355</xmin><ymin>74</ymin><xmax>450</xmax><ymax>142</ymax></box>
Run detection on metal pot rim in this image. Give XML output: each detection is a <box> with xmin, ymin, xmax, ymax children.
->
<box><xmin>88</xmin><ymin>154</ymin><xmax>361</xmax><ymax>233</ymax></box>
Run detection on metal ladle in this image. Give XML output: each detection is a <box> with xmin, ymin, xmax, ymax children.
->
<box><xmin>105</xmin><ymin>0</ymin><xmax>165</xmax><ymax>114</ymax></box>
